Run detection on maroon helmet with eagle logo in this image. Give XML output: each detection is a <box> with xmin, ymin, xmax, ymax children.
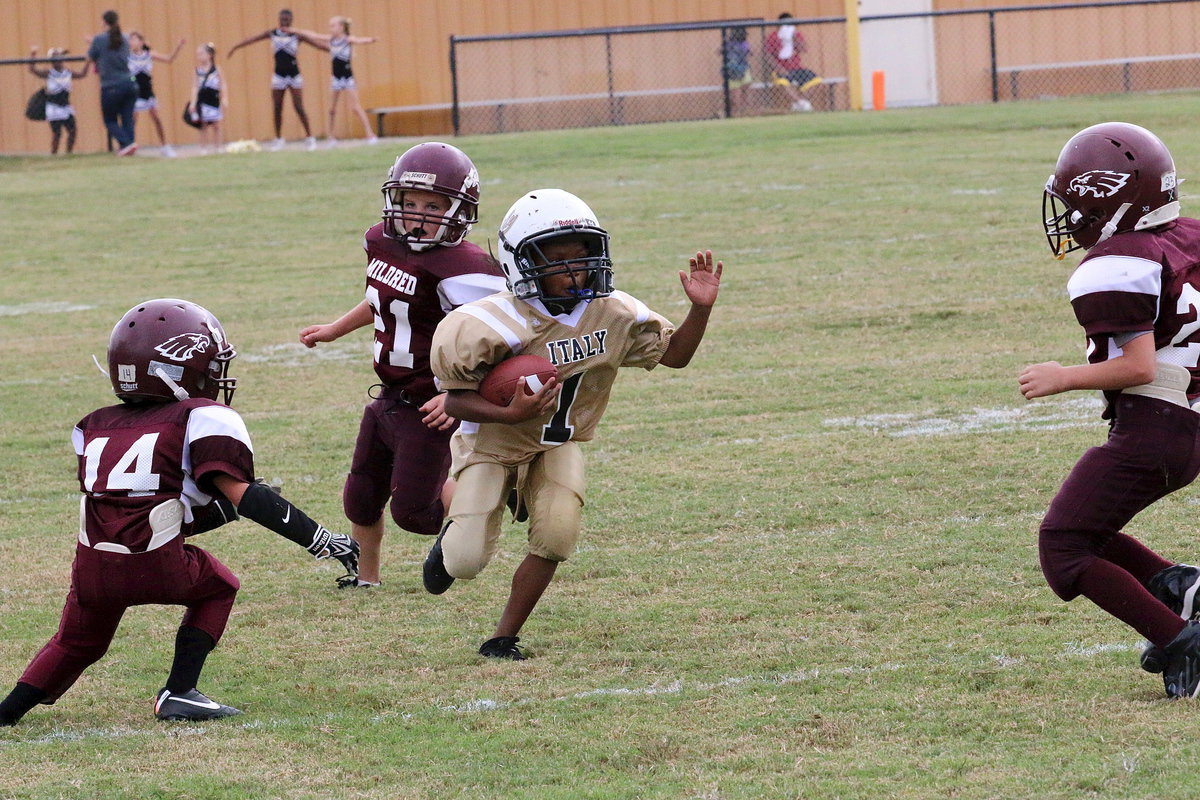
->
<box><xmin>107</xmin><ymin>298</ymin><xmax>237</xmax><ymax>404</ymax></box>
<box><xmin>380</xmin><ymin>142</ymin><xmax>480</xmax><ymax>251</ymax></box>
<box><xmin>1043</xmin><ymin>122</ymin><xmax>1180</xmax><ymax>258</ymax></box>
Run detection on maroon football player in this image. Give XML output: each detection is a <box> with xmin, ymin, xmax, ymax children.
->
<box><xmin>0</xmin><ymin>299</ymin><xmax>359</xmax><ymax>726</ymax></box>
<box><xmin>299</xmin><ymin>142</ymin><xmax>507</xmax><ymax>588</ymax></box>
<box><xmin>1022</xmin><ymin>122</ymin><xmax>1200</xmax><ymax>698</ymax></box>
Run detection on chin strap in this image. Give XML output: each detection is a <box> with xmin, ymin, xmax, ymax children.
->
<box><xmin>1095</xmin><ymin>202</ymin><xmax>1132</xmax><ymax>246</ymax></box>
<box><xmin>91</xmin><ymin>355</ymin><xmax>108</xmax><ymax>376</ymax></box>
<box><xmin>153</xmin><ymin>367</ymin><xmax>191</xmax><ymax>401</ymax></box>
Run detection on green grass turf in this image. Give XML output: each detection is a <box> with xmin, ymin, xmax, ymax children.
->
<box><xmin>5</xmin><ymin>93</ymin><xmax>1200</xmax><ymax>798</ymax></box>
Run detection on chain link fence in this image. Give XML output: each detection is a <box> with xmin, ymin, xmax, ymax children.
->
<box><xmin>444</xmin><ymin>1</ymin><xmax>1200</xmax><ymax>136</ymax></box>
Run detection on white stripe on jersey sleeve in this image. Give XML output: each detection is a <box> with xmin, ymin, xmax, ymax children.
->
<box><xmin>437</xmin><ymin>273</ymin><xmax>509</xmax><ymax>313</ymax></box>
<box><xmin>185</xmin><ymin>404</ymin><xmax>254</xmax><ymax>453</ymax></box>
<box><xmin>72</xmin><ymin>425</ymin><xmax>85</xmax><ymax>456</ymax></box>
<box><xmin>456</xmin><ymin>304</ymin><xmax>525</xmax><ymax>352</ymax></box>
<box><xmin>488</xmin><ymin>295</ymin><xmax>530</xmax><ymax>329</ymax></box>
<box><xmin>1067</xmin><ymin>255</ymin><xmax>1162</xmax><ymax>301</ymax></box>
<box><xmin>611</xmin><ymin>290</ymin><xmax>652</xmax><ymax>323</ymax></box>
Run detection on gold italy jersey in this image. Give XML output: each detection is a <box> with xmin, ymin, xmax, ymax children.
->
<box><xmin>431</xmin><ymin>290</ymin><xmax>674</xmax><ymax>464</ymax></box>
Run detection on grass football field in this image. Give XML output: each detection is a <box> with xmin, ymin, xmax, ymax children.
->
<box><xmin>6</xmin><ymin>94</ymin><xmax>1200</xmax><ymax>799</ymax></box>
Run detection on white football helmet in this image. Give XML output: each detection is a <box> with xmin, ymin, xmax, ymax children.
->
<box><xmin>496</xmin><ymin>189</ymin><xmax>613</xmax><ymax>307</ymax></box>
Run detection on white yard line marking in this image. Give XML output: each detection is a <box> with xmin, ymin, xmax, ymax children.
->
<box><xmin>823</xmin><ymin>397</ymin><xmax>1100</xmax><ymax>438</ymax></box>
<box><xmin>239</xmin><ymin>341</ymin><xmax>362</xmax><ymax>367</ymax></box>
<box><xmin>0</xmin><ymin>302</ymin><xmax>95</xmax><ymax>317</ymax></box>
<box><xmin>0</xmin><ymin>643</ymin><xmax>1145</xmax><ymax>743</ymax></box>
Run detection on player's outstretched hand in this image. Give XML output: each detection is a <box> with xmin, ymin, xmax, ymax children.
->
<box><xmin>420</xmin><ymin>393</ymin><xmax>457</xmax><ymax>431</ymax></box>
<box><xmin>506</xmin><ymin>375</ymin><xmax>560</xmax><ymax>423</ymax></box>
<box><xmin>679</xmin><ymin>250</ymin><xmax>723</xmax><ymax>307</ymax></box>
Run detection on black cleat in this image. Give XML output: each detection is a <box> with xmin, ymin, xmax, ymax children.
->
<box><xmin>478</xmin><ymin>636</ymin><xmax>527</xmax><ymax>660</ymax></box>
<box><xmin>1141</xmin><ymin>644</ymin><xmax>1168</xmax><ymax>674</ymax></box>
<box><xmin>422</xmin><ymin>532</ymin><xmax>455</xmax><ymax>595</ymax></box>
<box><xmin>154</xmin><ymin>688</ymin><xmax>241</xmax><ymax>721</ymax></box>
<box><xmin>336</xmin><ymin>575</ymin><xmax>380</xmax><ymax>589</ymax></box>
<box><xmin>506</xmin><ymin>488</ymin><xmax>529</xmax><ymax>523</ymax></box>
<box><xmin>1162</xmin><ymin>622</ymin><xmax>1200</xmax><ymax>699</ymax></box>
<box><xmin>1148</xmin><ymin>564</ymin><xmax>1200</xmax><ymax>620</ymax></box>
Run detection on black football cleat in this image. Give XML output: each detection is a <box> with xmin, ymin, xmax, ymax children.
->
<box><xmin>478</xmin><ymin>636</ymin><xmax>527</xmax><ymax>661</ymax></box>
<box><xmin>336</xmin><ymin>575</ymin><xmax>380</xmax><ymax>589</ymax></box>
<box><xmin>1162</xmin><ymin>622</ymin><xmax>1200</xmax><ymax>699</ymax></box>
<box><xmin>154</xmin><ymin>688</ymin><xmax>242</xmax><ymax>721</ymax></box>
<box><xmin>1148</xmin><ymin>564</ymin><xmax>1200</xmax><ymax>620</ymax></box>
<box><xmin>422</xmin><ymin>532</ymin><xmax>455</xmax><ymax>595</ymax></box>
<box><xmin>1141</xmin><ymin>644</ymin><xmax>1168</xmax><ymax>674</ymax></box>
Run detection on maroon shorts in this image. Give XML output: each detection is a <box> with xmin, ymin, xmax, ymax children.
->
<box><xmin>343</xmin><ymin>394</ymin><xmax>456</xmax><ymax>535</ymax></box>
<box><xmin>18</xmin><ymin>540</ymin><xmax>239</xmax><ymax>701</ymax></box>
<box><xmin>1039</xmin><ymin>395</ymin><xmax>1200</xmax><ymax>600</ymax></box>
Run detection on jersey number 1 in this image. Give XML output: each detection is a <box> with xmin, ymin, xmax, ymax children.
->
<box><xmin>542</xmin><ymin>372</ymin><xmax>584</xmax><ymax>445</ymax></box>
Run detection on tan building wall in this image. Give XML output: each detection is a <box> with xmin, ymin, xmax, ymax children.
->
<box><xmin>0</xmin><ymin>0</ymin><xmax>1133</xmax><ymax>154</ymax></box>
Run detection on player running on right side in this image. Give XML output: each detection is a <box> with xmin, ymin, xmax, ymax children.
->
<box><xmin>424</xmin><ymin>188</ymin><xmax>723</xmax><ymax>660</ymax></box>
<box><xmin>1023</xmin><ymin>122</ymin><xmax>1200</xmax><ymax>699</ymax></box>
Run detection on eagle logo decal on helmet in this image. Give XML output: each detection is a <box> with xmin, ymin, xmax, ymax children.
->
<box><xmin>1069</xmin><ymin>170</ymin><xmax>1131</xmax><ymax>199</ymax></box>
<box><xmin>154</xmin><ymin>333</ymin><xmax>213</xmax><ymax>362</ymax></box>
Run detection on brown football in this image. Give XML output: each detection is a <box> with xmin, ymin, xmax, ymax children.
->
<box><xmin>478</xmin><ymin>354</ymin><xmax>559</xmax><ymax>406</ymax></box>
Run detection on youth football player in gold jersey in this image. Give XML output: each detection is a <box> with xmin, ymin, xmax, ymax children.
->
<box><xmin>425</xmin><ymin>188</ymin><xmax>723</xmax><ymax>659</ymax></box>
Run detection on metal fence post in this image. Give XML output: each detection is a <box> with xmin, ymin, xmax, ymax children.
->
<box><xmin>450</xmin><ymin>35</ymin><xmax>461</xmax><ymax>136</ymax></box>
<box><xmin>605</xmin><ymin>32</ymin><xmax>618</xmax><ymax>125</ymax></box>
<box><xmin>721</xmin><ymin>27</ymin><xmax>732</xmax><ymax>119</ymax></box>
<box><xmin>988</xmin><ymin>11</ymin><xmax>999</xmax><ymax>103</ymax></box>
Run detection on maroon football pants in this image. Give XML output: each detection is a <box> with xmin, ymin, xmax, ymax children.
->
<box><xmin>1039</xmin><ymin>395</ymin><xmax>1200</xmax><ymax>646</ymax></box>
<box><xmin>343</xmin><ymin>395</ymin><xmax>456</xmax><ymax>535</ymax></box>
<box><xmin>19</xmin><ymin>541</ymin><xmax>239</xmax><ymax>701</ymax></box>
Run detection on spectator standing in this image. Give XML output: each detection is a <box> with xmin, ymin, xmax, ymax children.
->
<box><xmin>129</xmin><ymin>32</ymin><xmax>185</xmax><ymax>157</ymax></box>
<box><xmin>28</xmin><ymin>47</ymin><xmax>88</xmax><ymax>155</ymax></box>
<box><xmin>85</xmin><ymin>9</ymin><xmax>138</xmax><ymax>156</ymax></box>
<box><xmin>721</xmin><ymin>27</ymin><xmax>753</xmax><ymax>117</ymax></box>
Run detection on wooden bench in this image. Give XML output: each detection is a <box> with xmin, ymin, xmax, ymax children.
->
<box><xmin>998</xmin><ymin>53</ymin><xmax>1200</xmax><ymax>99</ymax></box>
<box><xmin>367</xmin><ymin>76</ymin><xmax>848</xmax><ymax>135</ymax></box>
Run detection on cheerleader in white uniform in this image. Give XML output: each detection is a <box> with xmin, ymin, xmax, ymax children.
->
<box><xmin>27</xmin><ymin>46</ymin><xmax>88</xmax><ymax>155</ymax></box>
<box><xmin>294</xmin><ymin>16</ymin><xmax>377</xmax><ymax>146</ymax></box>
<box><xmin>128</xmin><ymin>32</ymin><xmax>185</xmax><ymax>156</ymax></box>
<box><xmin>188</xmin><ymin>44</ymin><xmax>227</xmax><ymax>154</ymax></box>
<box><xmin>228</xmin><ymin>9</ymin><xmax>319</xmax><ymax>150</ymax></box>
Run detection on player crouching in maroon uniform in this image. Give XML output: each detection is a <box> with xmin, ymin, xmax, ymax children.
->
<box><xmin>1023</xmin><ymin>122</ymin><xmax>1200</xmax><ymax>698</ymax></box>
<box><xmin>0</xmin><ymin>299</ymin><xmax>359</xmax><ymax>726</ymax></box>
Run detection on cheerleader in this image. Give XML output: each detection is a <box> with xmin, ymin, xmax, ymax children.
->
<box><xmin>228</xmin><ymin>9</ymin><xmax>318</xmax><ymax>150</ymax></box>
<box><xmin>187</xmin><ymin>44</ymin><xmax>226</xmax><ymax>154</ymax></box>
<box><xmin>27</xmin><ymin>46</ymin><xmax>89</xmax><ymax>155</ymax></box>
<box><xmin>128</xmin><ymin>32</ymin><xmax>185</xmax><ymax>157</ymax></box>
<box><xmin>294</xmin><ymin>16</ymin><xmax>377</xmax><ymax>146</ymax></box>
